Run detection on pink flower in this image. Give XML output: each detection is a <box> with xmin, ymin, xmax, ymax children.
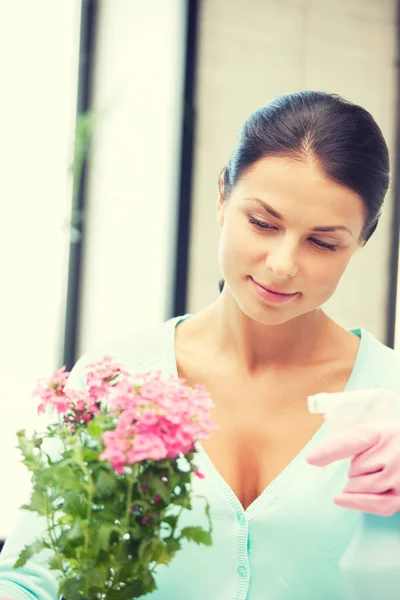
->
<box><xmin>74</xmin><ymin>400</ymin><xmax>86</xmax><ymax>412</ymax></box>
<box><xmin>194</xmin><ymin>469</ymin><xmax>205</xmax><ymax>479</ymax></box>
<box><xmin>85</xmin><ymin>355</ymin><xmax>128</xmax><ymax>402</ymax></box>
<box><xmin>100</xmin><ymin>432</ymin><xmax>131</xmax><ymax>474</ymax></box>
<box><xmin>34</xmin><ymin>357</ymin><xmax>217</xmax><ymax>476</ymax></box>
<box><xmin>139</xmin><ymin>380</ymin><xmax>165</xmax><ymax>402</ymax></box>
<box><xmin>98</xmin><ymin>369</ymin><xmax>217</xmax><ymax>473</ymax></box>
<box><xmin>126</xmin><ymin>433</ymin><xmax>168</xmax><ymax>463</ymax></box>
<box><xmin>137</xmin><ymin>408</ymin><xmax>159</xmax><ymax>430</ymax></box>
<box><xmin>34</xmin><ymin>366</ymin><xmax>72</xmax><ymax>415</ymax></box>
<box><xmin>37</xmin><ymin>366</ymin><xmax>69</xmax><ymax>394</ymax></box>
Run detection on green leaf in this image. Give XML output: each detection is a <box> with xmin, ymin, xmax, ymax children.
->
<box><xmin>150</xmin><ymin>479</ymin><xmax>171</xmax><ymax>503</ymax></box>
<box><xmin>44</xmin><ymin>463</ymin><xmax>83</xmax><ymax>494</ymax></box>
<box><xmin>21</xmin><ymin>487</ymin><xmax>48</xmax><ymax>516</ymax></box>
<box><xmin>127</xmin><ymin>521</ymin><xmax>142</xmax><ymax>541</ymax></box>
<box><xmin>87</xmin><ymin>420</ymin><xmax>103</xmax><ymax>437</ymax></box>
<box><xmin>14</xmin><ymin>539</ymin><xmax>51</xmax><ymax>569</ymax></box>
<box><xmin>57</xmin><ymin>509</ymin><xmax>73</xmax><ymax>520</ymax></box>
<box><xmin>150</xmin><ymin>539</ymin><xmax>172</xmax><ymax>566</ymax></box>
<box><xmin>95</xmin><ymin>470</ymin><xmax>117</xmax><ymax>498</ymax></box>
<box><xmin>114</xmin><ymin>540</ymin><xmax>130</xmax><ymax>564</ymax></box>
<box><xmin>164</xmin><ymin>537</ymin><xmax>181</xmax><ymax>554</ymax></box>
<box><xmin>122</xmin><ymin>572</ymin><xmax>157</xmax><ymax>598</ymax></box>
<box><xmin>163</xmin><ymin>514</ymin><xmax>178</xmax><ymax>529</ymax></box>
<box><xmin>172</xmin><ymin>494</ymin><xmax>191</xmax><ymax>509</ymax></box>
<box><xmin>85</xmin><ymin>565</ymin><xmax>110</xmax><ymax>588</ymax></box>
<box><xmin>72</xmin><ymin>443</ymin><xmax>84</xmax><ymax>463</ymax></box>
<box><xmin>138</xmin><ymin>538</ymin><xmax>161</xmax><ymax>564</ymax></box>
<box><xmin>63</xmin><ymin>491</ymin><xmax>88</xmax><ymax>519</ymax></box>
<box><xmin>16</xmin><ymin>432</ymin><xmax>44</xmax><ymax>466</ymax></box>
<box><xmin>65</xmin><ymin>521</ymin><xmax>85</xmax><ymax>547</ymax></box>
<box><xmin>180</xmin><ymin>526</ymin><xmax>212</xmax><ymax>546</ymax></box>
<box><xmin>83</xmin><ymin>448</ymin><xmax>100</xmax><ymax>462</ymax></box>
<box><xmin>21</xmin><ymin>454</ymin><xmax>43</xmax><ymax>472</ymax></box>
<box><xmin>92</xmin><ymin>523</ymin><xmax>118</xmax><ymax>556</ymax></box>
<box><xmin>168</xmin><ymin>471</ymin><xmax>182</xmax><ymax>489</ymax></box>
<box><xmin>48</xmin><ymin>555</ymin><xmax>63</xmax><ymax>571</ymax></box>
<box><xmin>59</xmin><ymin>576</ymin><xmax>82</xmax><ymax>600</ymax></box>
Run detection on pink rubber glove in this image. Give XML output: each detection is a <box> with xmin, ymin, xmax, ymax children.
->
<box><xmin>306</xmin><ymin>421</ymin><xmax>400</xmax><ymax>516</ymax></box>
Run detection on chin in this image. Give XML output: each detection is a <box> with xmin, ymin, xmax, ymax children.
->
<box><xmin>225</xmin><ymin>281</ymin><xmax>317</xmax><ymax>326</ymax></box>
<box><xmin>250</xmin><ymin>309</ymin><xmax>298</xmax><ymax>327</ymax></box>
<box><xmin>236</xmin><ymin>298</ymin><xmax>299</xmax><ymax>327</ymax></box>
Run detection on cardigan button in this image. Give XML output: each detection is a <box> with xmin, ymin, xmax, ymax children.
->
<box><xmin>238</xmin><ymin>566</ymin><xmax>247</xmax><ymax>578</ymax></box>
<box><xmin>238</xmin><ymin>513</ymin><xmax>246</xmax><ymax>526</ymax></box>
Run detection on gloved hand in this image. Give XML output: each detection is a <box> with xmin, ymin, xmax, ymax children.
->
<box><xmin>306</xmin><ymin>421</ymin><xmax>400</xmax><ymax>516</ymax></box>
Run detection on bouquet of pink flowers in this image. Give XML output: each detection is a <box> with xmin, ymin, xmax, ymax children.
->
<box><xmin>15</xmin><ymin>356</ymin><xmax>216</xmax><ymax>599</ymax></box>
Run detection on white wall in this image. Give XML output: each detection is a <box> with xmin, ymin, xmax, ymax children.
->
<box><xmin>0</xmin><ymin>1</ymin><xmax>81</xmax><ymax>540</ymax></box>
<box><xmin>188</xmin><ymin>0</ymin><xmax>397</xmax><ymax>342</ymax></box>
<box><xmin>0</xmin><ymin>0</ymin><xmax>188</xmax><ymax>541</ymax></box>
<box><xmin>77</xmin><ymin>0</ymin><xmax>187</xmax><ymax>354</ymax></box>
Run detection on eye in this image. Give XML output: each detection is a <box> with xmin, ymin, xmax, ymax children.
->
<box><xmin>310</xmin><ymin>237</ymin><xmax>338</xmax><ymax>252</ymax></box>
<box><xmin>249</xmin><ymin>218</ymin><xmax>276</xmax><ymax>230</ymax></box>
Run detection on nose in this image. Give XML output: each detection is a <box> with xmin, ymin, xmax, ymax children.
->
<box><xmin>265</xmin><ymin>237</ymin><xmax>298</xmax><ymax>279</ymax></box>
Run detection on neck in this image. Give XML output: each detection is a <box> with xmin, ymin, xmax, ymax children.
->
<box><xmin>209</xmin><ymin>290</ymin><xmax>335</xmax><ymax>372</ymax></box>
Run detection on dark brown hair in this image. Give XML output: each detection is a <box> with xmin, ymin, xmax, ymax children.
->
<box><xmin>221</xmin><ymin>91</ymin><xmax>390</xmax><ymax>243</ymax></box>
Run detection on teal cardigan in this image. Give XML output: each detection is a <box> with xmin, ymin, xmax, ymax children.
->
<box><xmin>1</xmin><ymin>315</ymin><xmax>400</xmax><ymax>600</ymax></box>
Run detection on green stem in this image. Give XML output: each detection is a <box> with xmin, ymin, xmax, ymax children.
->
<box><xmin>124</xmin><ymin>463</ymin><xmax>141</xmax><ymax>527</ymax></box>
<box><xmin>124</xmin><ymin>475</ymin><xmax>135</xmax><ymax>529</ymax></box>
<box><xmin>194</xmin><ymin>494</ymin><xmax>213</xmax><ymax>535</ymax></box>
<box><xmin>80</xmin><ymin>460</ymin><xmax>95</xmax><ymax>553</ymax></box>
<box><xmin>106</xmin><ymin>470</ymin><xmax>137</xmax><ymax>596</ymax></box>
<box><xmin>45</xmin><ymin>496</ymin><xmax>68</xmax><ymax>578</ymax></box>
<box><xmin>77</xmin><ymin>456</ymin><xmax>95</xmax><ymax>598</ymax></box>
<box><xmin>169</xmin><ymin>505</ymin><xmax>184</xmax><ymax>542</ymax></box>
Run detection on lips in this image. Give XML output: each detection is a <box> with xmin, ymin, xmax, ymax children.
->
<box><xmin>252</xmin><ymin>279</ymin><xmax>298</xmax><ymax>296</ymax></box>
<box><xmin>250</xmin><ymin>277</ymin><xmax>300</xmax><ymax>304</ymax></box>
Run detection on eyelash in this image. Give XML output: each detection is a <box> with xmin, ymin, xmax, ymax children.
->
<box><xmin>248</xmin><ymin>218</ymin><xmax>338</xmax><ymax>252</ymax></box>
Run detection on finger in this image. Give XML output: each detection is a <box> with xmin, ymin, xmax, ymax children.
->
<box><xmin>348</xmin><ymin>444</ymin><xmax>386</xmax><ymax>478</ymax></box>
<box><xmin>334</xmin><ymin>492</ymin><xmax>400</xmax><ymax>517</ymax></box>
<box><xmin>343</xmin><ymin>471</ymin><xmax>394</xmax><ymax>495</ymax></box>
<box><xmin>307</xmin><ymin>429</ymin><xmax>380</xmax><ymax>467</ymax></box>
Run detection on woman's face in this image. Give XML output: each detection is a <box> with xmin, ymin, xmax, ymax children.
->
<box><xmin>217</xmin><ymin>156</ymin><xmax>366</xmax><ymax>326</ymax></box>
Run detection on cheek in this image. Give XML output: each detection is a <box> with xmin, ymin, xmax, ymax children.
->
<box><xmin>309</xmin><ymin>253</ymin><xmax>352</xmax><ymax>294</ymax></box>
<box><xmin>218</xmin><ymin>216</ymin><xmax>253</xmax><ymax>274</ymax></box>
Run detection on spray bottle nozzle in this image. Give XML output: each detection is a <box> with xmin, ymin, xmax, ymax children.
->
<box><xmin>308</xmin><ymin>389</ymin><xmax>400</xmax><ymax>433</ymax></box>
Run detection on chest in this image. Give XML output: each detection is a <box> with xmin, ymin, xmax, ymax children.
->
<box><xmin>179</xmin><ymin>362</ymin><xmax>351</xmax><ymax>511</ymax></box>
<box><xmin>201</xmin><ymin>378</ymin><xmax>325</xmax><ymax>509</ymax></box>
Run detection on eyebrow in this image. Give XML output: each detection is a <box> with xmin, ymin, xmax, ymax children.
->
<box><xmin>246</xmin><ymin>197</ymin><xmax>354</xmax><ymax>236</ymax></box>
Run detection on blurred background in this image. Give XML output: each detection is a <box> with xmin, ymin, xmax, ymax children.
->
<box><xmin>1</xmin><ymin>0</ymin><xmax>399</xmax><ymax>546</ymax></box>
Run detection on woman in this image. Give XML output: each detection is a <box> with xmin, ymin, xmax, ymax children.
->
<box><xmin>1</xmin><ymin>91</ymin><xmax>400</xmax><ymax>600</ymax></box>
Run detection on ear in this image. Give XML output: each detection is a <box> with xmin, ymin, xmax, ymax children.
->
<box><xmin>217</xmin><ymin>172</ymin><xmax>226</xmax><ymax>226</ymax></box>
<box><xmin>217</xmin><ymin>194</ymin><xmax>225</xmax><ymax>226</ymax></box>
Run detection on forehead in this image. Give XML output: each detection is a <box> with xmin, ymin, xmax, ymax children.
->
<box><xmin>233</xmin><ymin>156</ymin><xmax>366</xmax><ymax>228</ymax></box>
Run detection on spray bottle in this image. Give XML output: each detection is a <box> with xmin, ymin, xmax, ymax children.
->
<box><xmin>308</xmin><ymin>389</ymin><xmax>400</xmax><ymax>600</ymax></box>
